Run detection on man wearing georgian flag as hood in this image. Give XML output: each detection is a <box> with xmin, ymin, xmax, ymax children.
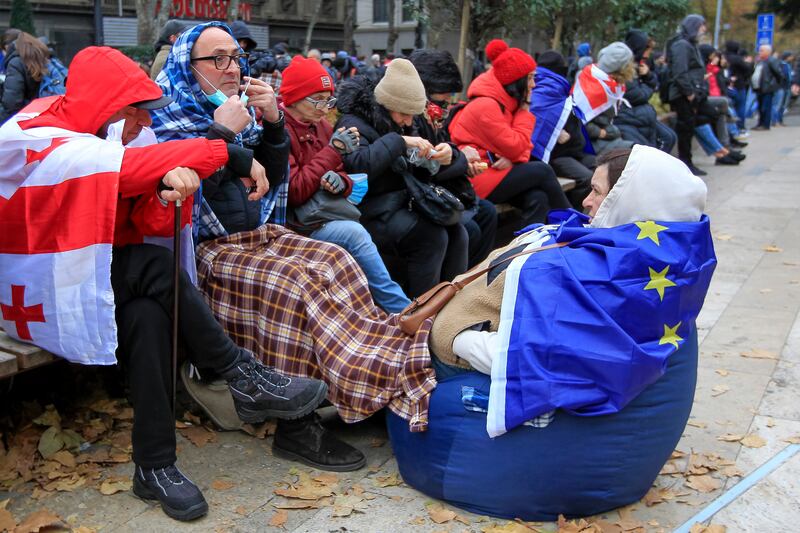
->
<box><xmin>571</xmin><ymin>42</ymin><xmax>636</xmax><ymax>155</ymax></box>
<box><xmin>0</xmin><ymin>47</ymin><xmax>326</xmax><ymax>521</ymax></box>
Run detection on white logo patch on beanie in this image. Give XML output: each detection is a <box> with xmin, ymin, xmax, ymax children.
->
<box><xmin>321</xmin><ymin>76</ymin><xmax>332</xmax><ymax>88</ymax></box>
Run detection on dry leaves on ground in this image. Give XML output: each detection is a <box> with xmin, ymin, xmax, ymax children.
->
<box><xmin>740</xmin><ymin>349</ymin><xmax>779</xmax><ymax>360</ymax></box>
<box><xmin>643</xmin><ymin>487</ymin><xmax>676</xmax><ymax>506</ymax></box>
<box><xmin>427</xmin><ymin>503</ymin><xmax>457</xmax><ymax>524</ymax></box>
<box><xmin>331</xmin><ymin>494</ymin><xmax>369</xmax><ymax>517</ymax></box>
<box><xmin>689</xmin><ymin>524</ymin><xmax>726</xmax><ymax>533</ymax></box>
<box><xmin>211</xmin><ymin>479</ymin><xmax>235</xmax><ymax>491</ymax></box>
<box><xmin>13</xmin><ymin>509</ymin><xmax>62</xmax><ymax>533</ymax></box>
<box><xmin>686</xmin><ymin>474</ymin><xmax>722</xmax><ymax>493</ymax></box>
<box><xmin>374</xmin><ymin>472</ymin><xmax>402</xmax><ymax>488</ymax></box>
<box><xmin>99</xmin><ymin>476</ymin><xmax>131</xmax><ymax>495</ymax></box>
<box><xmin>274</xmin><ymin>471</ymin><xmax>338</xmax><ymax>501</ymax></box>
<box><xmin>715</xmin><ymin>369</ymin><xmax>730</xmax><ymax>377</ymax></box>
<box><xmin>763</xmin><ymin>245</ymin><xmax>783</xmax><ymax>253</ymax></box>
<box><xmin>716</xmin><ymin>433</ymin><xmax>766</xmax><ymax>448</ymax></box>
<box><xmin>268</xmin><ymin>509</ymin><xmax>288</xmax><ymax>528</ymax></box>
<box><xmin>483</xmin><ymin>520</ymin><xmax>541</xmax><ymax>532</ymax></box>
<box><xmin>178</xmin><ymin>425</ymin><xmax>217</xmax><ymax>448</ymax></box>
<box><xmin>710</xmin><ymin>384</ymin><xmax>730</xmax><ymax>397</ymax></box>
<box><xmin>783</xmin><ymin>435</ymin><xmax>800</xmax><ymax>444</ymax></box>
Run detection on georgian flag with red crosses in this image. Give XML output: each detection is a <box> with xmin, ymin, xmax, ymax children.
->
<box><xmin>0</xmin><ymin>97</ymin><xmax>124</xmax><ymax>364</ymax></box>
<box><xmin>571</xmin><ymin>63</ymin><xmax>627</xmax><ymax>124</ymax></box>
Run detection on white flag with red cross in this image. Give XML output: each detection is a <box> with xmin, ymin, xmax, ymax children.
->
<box><xmin>571</xmin><ymin>64</ymin><xmax>627</xmax><ymax>123</ymax></box>
<box><xmin>0</xmin><ymin>98</ymin><xmax>124</xmax><ymax>365</ymax></box>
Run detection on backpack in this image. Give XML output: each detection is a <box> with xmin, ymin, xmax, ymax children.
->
<box><xmin>38</xmin><ymin>58</ymin><xmax>68</xmax><ymax>97</ymax></box>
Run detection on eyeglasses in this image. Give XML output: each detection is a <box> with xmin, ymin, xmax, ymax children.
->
<box><xmin>191</xmin><ymin>53</ymin><xmax>250</xmax><ymax>70</ymax></box>
<box><xmin>304</xmin><ymin>96</ymin><xmax>337</xmax><ymax>110</ymax></box>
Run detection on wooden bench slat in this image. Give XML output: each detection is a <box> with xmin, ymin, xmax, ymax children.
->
<box><xmin>557</xmin><ymin>177</ymin><xmax>576</xmax><ymax>191</ymax></box>
<box><xmin>0</xmin><ymin>331</ymin><xmax>42</xmax><ymax>356</ymax></box>
<box><xmin>0</xmin><ymin>330</ymin><xmax>57</xmax><ymax>376</ymax></box>
<box><xmin>0</xmin><ymin>351</ymin><xmax>19</xmax><ymax>379</ymax></box>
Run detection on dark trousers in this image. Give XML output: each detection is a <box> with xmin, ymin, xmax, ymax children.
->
<box><xmin>396</xmin><ymin>217</ymin><xmax>468</xmax><ymax>297</ymax></box>
<box><xmin>670</xmin><ymin>96</ymin><xmax>696</xmax><ymax>165</ymax></box>
<box><xmin>111</xmin><ymin>244</ymin><xmax>241</xmax><ymax>468</ymax></box>
<box><xmin>731</xmin><ymin>87</ymin><xmax>748</xmax><ymax>130</ymax></box>
<box><xmin>549</xmin><ymin>154</ymin><xmax>594</xmax><ymax>210</ymax></box>
<box><xmin>487</xmin><ymin>162</ymin><xmax>571</xmax><ymax>230</ymax></box>
<box><xmin>757</xmin><ymin>92</ymin><xmax>774</xmax><ymax>129</ymax></box>
<box><xmin>464</xmin><ymin>198</ymin><xmax>498</xmax><ymax>268</ymax></box>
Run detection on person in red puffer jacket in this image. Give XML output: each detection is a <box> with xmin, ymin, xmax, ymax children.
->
<box><xmin>448</xmin><ymin>47</ymin><xmax>569</xmax><ymax>230</ymax></box>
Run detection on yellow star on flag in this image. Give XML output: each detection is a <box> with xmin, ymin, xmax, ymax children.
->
<box><xmin>635</xmin><ymin>220</ymin><xmax>668</xmax><ymax>245</ymax></box>
<box><xmin>659</xmin><ymin>322</ymin><xmax>683</xmax><ymax>349</ymax></box>
<box><xmin>644</xmin><ymin>265</ymin><xmax>678</xmax><ymax>301</ymax></box>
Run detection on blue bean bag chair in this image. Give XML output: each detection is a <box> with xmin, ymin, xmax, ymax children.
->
<box><xmin>386</xmin><ymin>327</ymin><xmax>698</xmax><ymax>521</ymax></box>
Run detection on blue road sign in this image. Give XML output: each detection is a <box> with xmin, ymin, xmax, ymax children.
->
<box><xmin>756</xmin><ymin>13</ymin><xmax>774</xmax><ymax>48</ymax></box>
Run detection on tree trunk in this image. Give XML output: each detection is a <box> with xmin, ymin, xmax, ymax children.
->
<box><xmin>227</xmin><ymin>0</ymin><xmax>241</xmax><ymax>22</ymax></box>
<box><xmin>551</xmin><ymin>11</ymin><xmax>563</xmax><ymax>52</ymax></box>
<box><xmin>387</xmin><ymin>0</ymin><xmax>399</xmax><ymax>54</ymax></box>
<box><xmin>343</xmin><ymin>0</ymin><xmax>356</xmax><ymax>54</ymax></box>
<box><xmin>303</xmin><ymin>0</ymin><xmax>324</xmax><ymax>55</ymax></box>
<box><xmin>456</xmin><ymin>0</ymin><xmax>470</xmax><ymax>91</ymax></box>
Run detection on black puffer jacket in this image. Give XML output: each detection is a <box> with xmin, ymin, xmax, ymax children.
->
<box><xmin>0</xmin><ymin>51</ymin><xmax>40</xmax><ymax>124</ymax></box>
<box><xmin>335</xmin><ymin>75</ymin><xmax>465</xmax><ymax>240</ymax></box>
<box><xmin>667</xmin><ymin>15</ymin><xmax>708</xmax><ymax>102</ymax></box>
<box><xmin>617</xmin><ymin>30</ymin><xmax>660</xmax><ymax>147</ymax></box>
<box><xmin>201</xmin><ymin>117</ymin><xmax>291</xmax><ymax>237</ymax></box>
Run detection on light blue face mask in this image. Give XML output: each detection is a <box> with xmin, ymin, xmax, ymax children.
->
<box><xmin>192</xmin><ymin>66</ymin><xmax>249</xmax><ymax>107</ymax></box>
<box><xmin>347</xmin><ymin>173</ymin><xmax>369</xmax><ymax>205</ymax></box>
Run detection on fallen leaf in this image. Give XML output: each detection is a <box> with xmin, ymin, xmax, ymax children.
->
<box><xmin>711</xmin><ymin>384</ymin><xmax>730</xmax><ymax>397</ymax></box>
<box><xmin>72</xmin><ymin>527</ymin><xmax>97</xmax><ymax>533</ymax></box>
<box><xmin>483</xmin><ymin>522</ymin><xmax>540</xmax><ymax>532</ymax></box>
<box><xmin>555</xmin><ymin>514</ymin><xmax>602</xmax><ymax>532</ymax></box>
<box><xmin>89</xmin><ymin>399</ymin><xmax>120</xmax><ymax>415</ymax></box>
<box><xmin>369</xmin><ymin>437</ymin><xmax>387</xmax><ymax>448</ymax></box>
<box><xmin>715</xmin><ymin>233</ymin><xmax>732</xmax><ymax>241</ymax></box>
<box><xmin>99</xmin><ymin>476</ymin><xmax>131</xmax><ymax>495</ymax></box>
<box><xmin>332</xmin><ymin>494</ymin><xmax>368</xmax><ymax>517</ymax></box>
<box><xmin>313</xmin><ymin>473</ymin><xmax>338</xmax><ymax>485</ymax></box>
<box><xmin>274</xmin><ymin>472</ymin><xmax>336</xmax><ymax>500</ymax></box>
<box><xmin>721</xmin><ymin>466</ymin><xmax>743</xmax><ymax>478</ymax></box>
<box><xmin>32</xmin><ymin>406</ymin><xmax>61</xmax><ymax>428</ymax></box>
<box><xmin>766</xmin><ymin>417</ymin><xmax>776</xmax><ymax>428</ymax></box>
<box><xmin>235</xmin><ymin>506</ymin><xmax>248</xmax><ymax>516</ymax></box>
<box><xmin>211</xmin><ymin>479</ymin><xmax>235</xmax><ymax>491</ymax></box>
<box><xmin>671</xmin><ymin>449</ymin><xmax>687</xmax><ymax>459</ymax></box>
<box><xmin>686</xmin><ymin>475</ymin><xmax>722</xmax><ymax>493</ymax></box>
<box><xmin>740</xmin><ymin>434</ymin><xmax>766</xmax><ymax>448</ymax></box>
<box><xmin>409</xmin><ymin>516</ymin><xmax>427</xmax><ymax>525</ymax></box>
<box><xmin>690</xmin><ymin>525</ymin><xmax>726</xmax><ymax>533</ymax></box>
<box><xmin>659</xmin><ymin>462</ymin><xmax>682</xmax><ymax>475</ymax></box>
<box><xmin>0</xmin><ymin>507</ymin><xmax>16</xmax><ymax>532</ymax></box>
<box><xmin>763</xmin><ymin>245</ymin><xmax>783</xmax><ymax>253</ymax></box>
<box><xmin>374</xmin><ymin>472</ymin><xmax>402</xmax><ymax>487</ymax></box>
<box><xmin>241</xmin><ymin>420</ymin><xmax>276</xmax><ymax>439</ymax></box>
<box><xmin>268</xmin><ymin>509</ymin><xmax>288</xmax><ymax>528</ymax></box>
<box><xmin>717</xmin><ymin>433</ymin><xmax>745</xmax><ymax>442</ymax></box>
<box><xmin>179</xmin><ymin>426</ymin><xmax>217</xmax><ymax>448</ymax></box>
<box><xmin>782</xmin><ymin>435</ymin><xmax>800</xmax><ymax>444</ymax></box>
<box><xmin>428</xmin><ymin>503</ymin><xmax>457</xmax><ymax>524</ymax></box>
<box><xmin>715</xmin><ymin>369</ymin><xmax>729</xmax><ymax>377</ymax></box>
<box><xmin>740</xmin><ymin>349</ymin><xmax>778</xmax><ymax>360</ymax></box>
<box><xmin>643</xmin><ymin>487</ymin><xmax>675</xmax><ymax>506</ymax></box>
<box><xmin>13</xmin><ymin>509</ymin><xmax>62</xmax><ymax>533</ymax></box>
<box><xmin>272</xmin><ymin>500</ymin><xmax>324</xmax><ymax>510</ymax></box>
<box><xmin>687</xmin><ymin>420</ymin><xmax>707</xmax><ymax>428</ymax></box>
<box><xmin>455</xmin><ymin>514</ymin><xmax>472</xmax><ymax>525</ymax></box>
<box><xmin>50</xmin><ymin>450</ymin><xmax>76</xmax><ymax>469</ymax></box>
<box><xmin>37</xmin><ymin>427</ymin><xmax>64</xmax><ymax>459</ymax></box>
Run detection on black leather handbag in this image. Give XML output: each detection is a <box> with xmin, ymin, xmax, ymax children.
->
<box><xmin>402</xmin><ymin>172</ymin><xmax>464</xmax><ymax>226</ymax></box>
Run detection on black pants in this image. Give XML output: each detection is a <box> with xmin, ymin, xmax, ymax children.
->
<box><xmin>757</xmin><ymin>92</ymin><xmax>774</xmax><ymax>129</ymax></box>
<box><xmin>463</xmin><ymin>198</ymin><xmax>498</xmax><ymax>268</ymax></box>
<box><xmin>396</xmin><ymin>217</ymin><xmax>468</xmax><ymax>297</ymax></box>
<box><xmin>111</xmin><ymin>244</ymin><xmax>241</xmax><ymax>468</ymax></box>
<box><xmin>487</xmin><ymin>162</ymin><xmax>571</xmax><ymax>230</ymax></box>
<box><xmin>549</xmin><ymin>154</ymin><xmax>594</xmax><ymax>210</ymax></box>
<box><xmin>670</xmin><ymin>95</ymin><xmax>696</xmax><ymax>165</ymax></box>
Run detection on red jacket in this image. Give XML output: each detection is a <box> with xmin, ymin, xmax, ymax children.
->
<box><xmin>284</xmin><ymin>110</ymin><xmax>352</xmax><ymax>207</ymax></box>
<box><xmin>448</xmin><ymin>70</ymin><xmax>536</xmax><ymax>198</ymax></box>
<box><xmin>706</xmin><ymin>64</ymin><xmax>722</xmax><ymax>97</ymax></box>
<box><xmin>18</xmin><ymin>47</ymin><xmax>229</xmax><ymax>247</ymax></box>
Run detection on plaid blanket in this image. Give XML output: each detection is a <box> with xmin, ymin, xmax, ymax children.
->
<box><xmin>195</xmin><ymin>224</ymin><xmax>437</xmax><ymax>431</ymax></box>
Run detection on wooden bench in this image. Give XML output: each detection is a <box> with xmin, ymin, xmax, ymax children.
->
<box><xmin>0</xmin><ymin>329</ymin><xmax>57</xmax><ymax>379</ymax></box>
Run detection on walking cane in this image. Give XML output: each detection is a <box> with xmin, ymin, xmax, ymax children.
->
<box><xmin>172</xmin><ymin>199</ymin><xmax>182</xmax><ymax>418</ymax></box>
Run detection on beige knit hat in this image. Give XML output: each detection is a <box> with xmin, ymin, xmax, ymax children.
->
<box><xmin>374</xmin><ymin>58</ymin><xmax>427</xmax><ymax>115</ymax></box>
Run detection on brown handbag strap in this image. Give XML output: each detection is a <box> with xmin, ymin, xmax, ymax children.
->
<box><xmin>452</xmin><ymin>241</ymin><xmax>569</xmax><ymax>290</ymax></box>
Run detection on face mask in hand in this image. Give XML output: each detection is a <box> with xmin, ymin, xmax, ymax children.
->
<box><xmin>347</xmin><ymin>173</ymin><xmax>369</xmax><ymax>205</ymax></box>
<box><xmin>192</xmin><ymin>66</ymin><xmax>249</xmax><ymax>107</ymax></box>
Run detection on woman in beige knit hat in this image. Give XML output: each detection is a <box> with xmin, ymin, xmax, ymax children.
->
<box><xmin>335</xmin><ymin>59</ymin><xmax>470</xmax><ymax>298</ymax></box>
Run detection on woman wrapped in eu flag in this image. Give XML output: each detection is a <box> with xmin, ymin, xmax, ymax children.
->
<box><xmin>429</xmin><ymin>144</ymin><xmax>716</xmax><ymax>436</ymax></box>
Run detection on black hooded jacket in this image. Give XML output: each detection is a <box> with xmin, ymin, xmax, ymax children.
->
<box><xmin>667</xmin><ymin>15</ymin><xmax>708</xmax><ymax>102</ymax></box>
<box><xmin>724</xmin><ymin>41</ymin><xmax>753</xmax><ymax>91</ymax></box>
<box><xmin>616</xmin><ymin>29</ymin><xmax>659</xmax><ymax>146</ymax></box>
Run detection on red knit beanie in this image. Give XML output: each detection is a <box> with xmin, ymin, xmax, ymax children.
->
<box><xmin>485</xmin><ymin>39</ymin><xmax>508</xmax><ymax>63</ymax></box>
<box><xmin>491</xmin><ymin>47</ymin><xmax>537</xmax><ymax>85</ymax></box>
<box><xmin>280</xmin><ymin>55</ymin><xmax>335</xmax><ymax>106</ymax></box>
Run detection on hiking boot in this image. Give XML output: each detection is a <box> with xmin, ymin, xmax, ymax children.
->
<box><xmin>220</xmin><ymin>350</ymin><xmax>327</xmax><ymax>424</ymax></box>
<box><xmin>727</xmin><ymin>150</ymin><xmax>746</xmax><ymax>162</ymax></box>
<box><xmin>273</xmin><ymin>413</ymin><xmax>366</xmax><ymax>472</ymax></box>
<box><xmin>687</xmin><ymin>164</ymin><xmax>707</xmax><ymax>176</ymax></box>
<box><xmin>715</xmin><ymin>154</ymin><xmax>739</xmax><ymax>165</ymax></box>
<box><xmin>132</xmin><ymin>464</ymin><xmax>208</xmax><ymax>521</ymax></box>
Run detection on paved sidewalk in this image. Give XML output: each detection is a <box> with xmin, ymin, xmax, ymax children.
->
<box><xmin>2</xmin><ymin>117</ymin><xmax>798</xmax><ymax>532</ymax></box>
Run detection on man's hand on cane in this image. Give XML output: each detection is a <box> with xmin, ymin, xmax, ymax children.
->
<box><xmin>160</xmin><ymin>167</ymin><xmax>200</xmax><ymax>202</ymax></box>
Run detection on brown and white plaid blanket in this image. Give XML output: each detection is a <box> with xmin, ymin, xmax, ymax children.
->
<box><xmin>196</xmin><ymin>224</ymin><xmax>437</xmax><ymax>431</ymax></box>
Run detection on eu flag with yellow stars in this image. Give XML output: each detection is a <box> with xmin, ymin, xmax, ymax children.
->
<box><xmin>486</xmin><ymin>212</ymin><xmax>717</xmax><ymax>437</ymax></box>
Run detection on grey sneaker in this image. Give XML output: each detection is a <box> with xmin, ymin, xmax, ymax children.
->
<box><xmin>221</xmin><ymin>351</ymin><xmax>327</xmax><ymax>423</ymax></box>
<box><xmin>132</xmin><ymin>465</ymin><xmax>208</xmax><ymax>521</ymax></box>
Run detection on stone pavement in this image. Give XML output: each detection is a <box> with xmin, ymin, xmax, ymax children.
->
<box><xmin>2</xmin><ymin>117</ymin><xmax>799</xmax><ymax>532</ymax></box>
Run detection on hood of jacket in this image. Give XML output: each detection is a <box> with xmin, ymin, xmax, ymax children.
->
<box><xmin>624</xmin><ymin>29</ymin><xmax>649</xmax><ymax>62</ymax></box>
<box><xmin>724</xmin><ymin>40</ymin><xmax>741</xmax><ymax>55</ymax></box>
<box><xmin>466</xmin><ymin>70</ymin><xmax>519</xmax><ymax>113</ymax></box>
<box><xmin>591</xmin><ymin>145</ymin><xmax>706</xmax><ymax>228</ymax></box>
<box><xmin>679</xmin><ymin>14</ymin><xmax>706</xmax><ymax>43</ymax></box>
<box><xmin>18</xmin><ymin>46</ymin><xmax>165</xmax><ymax>134</ymax></box>
<box><xmin>336</xmin><ymin>74</ymin><xmax>400</xmax><ymax>136</ymax></box>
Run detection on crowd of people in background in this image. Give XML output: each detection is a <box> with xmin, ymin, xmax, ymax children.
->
<box><xmin>0</xmin><ymin>13</ymin><xmax>798</xmax><ymax>523</ymax></box>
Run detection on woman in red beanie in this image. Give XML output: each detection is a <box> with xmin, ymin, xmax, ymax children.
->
<box><xmin>449</xmin><ymin>47</ymin><xmax>570</xmax><ymax>230</ymax></box>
